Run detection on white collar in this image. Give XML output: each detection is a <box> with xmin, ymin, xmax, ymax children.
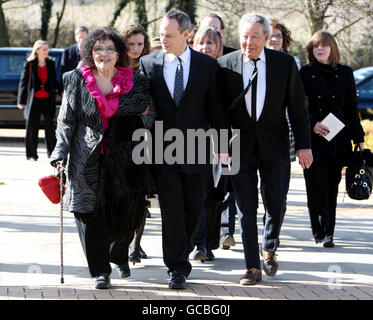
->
<box><xmin>165</xmin><ymin>46</ymin><xmax>190</xmax><ymax>63</ymax></box>
<box><xmin>243</xmin><ymin>49</ymin><xmax>266</xmax><ymax>65</ymax></box>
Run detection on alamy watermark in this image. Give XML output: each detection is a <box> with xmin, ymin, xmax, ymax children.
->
<box><xmin>132</xmin><ymin>121</ymin><xmax>241</xmax><ymax>175</ymax></box>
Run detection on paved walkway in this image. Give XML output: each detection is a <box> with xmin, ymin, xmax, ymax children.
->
<box><xmin>0</xmin><ymin>129</ymin><xmax>373</xmax><ymax>300</ymax></box>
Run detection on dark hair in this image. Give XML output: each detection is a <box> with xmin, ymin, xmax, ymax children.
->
<box><xmin>75</xmin><ymin>26</ymin><xmax>88</xmax><ymax>35</ymax></box>
<box><xmin>270</xmin><ymin>19</ymin><xmax>293</xmax><ymax>53</ymax></box>
<box><xmin>187</xmin><ymin>25</ymin><xmax>198</xmax><ymax>47</ymax></box>
<box><xmin>164</xmin><ymin>9</ymin><xmax>192</xmax><ymax>32</ymax></box>
<box><xmin>80</xmin><ymin>27</ymin><xmax>126</xmax><ymax>69</ymax></box>
<box><xmin>306</xmin><ymin>30</ymin><xmax>340</xmax><ymax>68</ymax></box>
<box><xmin>121</xmin><ymin>24</ymin><xmax>150</xmax><ymax>71</ymax></box>
<box><xmin>201</xmin><ymin>12</ymin><xmax>225</xmax><ymax>30</ymax></box>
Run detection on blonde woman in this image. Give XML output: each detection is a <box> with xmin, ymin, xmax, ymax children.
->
<box><xmin>193</xmin><ymin>26</ymin><xmax>223</xmax><ymax>59</ymax></box>
<box><xmin>17</xmin><ymin>40</ymin><xmax>60</xmax><ymax>160</ymax></box>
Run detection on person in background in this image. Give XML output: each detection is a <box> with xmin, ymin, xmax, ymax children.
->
<box><xmin>17</xmin><ymin>40</ymin><xmax>59</xmax><ymax>161</ymax></box>
<box><xmin>150</xmin><ymin>36</ymin><xmax>162</xmax><ymax>53</ymax></box>
<box><xmin>199</xmin><ymin>12</ymin><xmax>237</xmax><ymax>252</ymax></box>
<box><xmin>187</xmin><ymin>25</ymin><xmax>198</xmax><ymax>48</ymax></box>
<box><xmin>300</xmin><ymin>30</ymin><xmax>365</xmax><ymax>248</ymax></box>
<box><xmin>199</xmin><ymin>12</ymin><xmax>236</xmax><ymax>55</ymax></box>
<box><xmin>61</xmin><ymin>26</ymin><xmax>89</xmax><ymax>76</ymax></box>
<box><xmin>50</xmin><ymin>27</ymin><xmax>154</xmax><ymax>289</ymax></box>
<box><xmin>191</xmin><ymin>26</ymin><xmax>224</xmax><ymax>262</ymax></box>
<box><xmin>120</xmin><ymin>24</ymin><xmax>152</xmax><ymax>274</ymax></box>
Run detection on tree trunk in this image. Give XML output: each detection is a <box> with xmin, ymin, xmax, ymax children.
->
<box><xmin>40</xmin><ymin>0</ymin><xmax>53</xmax><ymax>40</ymax></box>
<box><xmin>135</xmin><ymin>0</ymin><xmax>148</xmax><ymax>31</ymax></box>
<box><xmin>0</xmin><ymin>1</ymin><xmax>10</xmax><ymax>46</ymax></box>
<box><xmin>52</xmin><ymin>0</ymin><xmax>67</xmax><ymax>47</ymax></box>
<box><xmin>110</xmin><ymin>0</ymin><xmax>131</xmax><ymax>27</ymax></box>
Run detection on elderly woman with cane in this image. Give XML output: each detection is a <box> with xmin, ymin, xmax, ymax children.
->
<box><xmin>50</xmin><ymin>26</ymin><xmax>155</xmax><ymax>289</ymax></box>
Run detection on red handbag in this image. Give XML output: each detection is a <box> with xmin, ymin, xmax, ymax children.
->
<box><xmin>38</xmin><ymin>175</ymin><xmax>64</xmax><ymax>204</ymax></box>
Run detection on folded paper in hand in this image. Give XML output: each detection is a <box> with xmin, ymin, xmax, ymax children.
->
<box><xmin>212</xmin><ymin>156</ymin><xmax>222</xmax><ymax>188</ymax></box>
<box><xmin>320</xmin><ymin>112</ymin><xmax>345</xmax><ymax>141</ymax></box>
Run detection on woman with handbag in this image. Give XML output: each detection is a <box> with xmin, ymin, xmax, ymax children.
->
<box><xmin>17</xmin><ymin>40</ymin><xmax>60</xmax><ymax>160</ymax></box>
<box><xmin>50</xmin><ymin>27</ymin><xmax>155</xmax><ymax>289</ymax></box>
<box><xmin>300</xmin><ymin>30</ymin><xmax>365</xmax><ymax>248</ymax></box>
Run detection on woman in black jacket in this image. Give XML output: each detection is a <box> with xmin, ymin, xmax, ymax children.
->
<box><xmin>300</xmin><ymin>30</ymin><xmax>365</xmax><ymax>248</ymax></box>
<box><xmin>17</xmin><ymin>40</ymin><xmax>60</xmax><ymax>160</ymax></box>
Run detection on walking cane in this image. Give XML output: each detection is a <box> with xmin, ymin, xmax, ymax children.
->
<box><xmin>57</xmin><ymin>161</ymin><xmax>65</xmax><ymax>284</ymax></box>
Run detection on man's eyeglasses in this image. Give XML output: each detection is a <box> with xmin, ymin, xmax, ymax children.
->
<box><xmin>93</xmin><ymin>46</ymin><xmax>117</xmax><ymax>54</ymax></box>
<box><xmin>271</xmin><ymin>34</ymin><xmax>283</xmax><ymax>40</ymax></box>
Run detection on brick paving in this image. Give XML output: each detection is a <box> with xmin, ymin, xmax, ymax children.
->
<box><xmin>0</xmin><ymin>130</ymin><xmax>373</xmax><ymax>301</ymax></box>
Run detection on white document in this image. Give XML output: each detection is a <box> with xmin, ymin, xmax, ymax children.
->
<box><xmin>320</xmin><ymin>112</ymin><xmax>345</xmax><ymax>142</ymax></box>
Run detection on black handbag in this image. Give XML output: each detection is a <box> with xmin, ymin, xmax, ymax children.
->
<box><xmin>345</xmin><ymin>146</ymin><xmax>372</xmax><ymax>200</ymax></box>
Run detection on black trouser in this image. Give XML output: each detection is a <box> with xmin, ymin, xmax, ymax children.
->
<box><xmin>220</xmin><ymin>192</ymin><xmax>237</xmax><ymax>236</ymax></box>
<box><xmin>155</xmin><ymin>167</ymin><xmax>208</xmax><ymax>277</ymax></box>
<box><xmin>193</xmin><ymin>199</ymin><xmax>221</xmax><ymax>251</ymax></box>
<box><xmin>303</xmin><ymin>156</ymin><xmax>343</xmax><ymax>242</ymax></box>
<box><xmin>231</xmin><ymin>154</ymin><xmax>290</xmax><ymax>269</ymax></box>
<box><xmin>74</xmin><ymin>212</ymin><xmax>112</xmax><ymax>278</ymax></box>
<box><xmin>25</xmin><ymin>97</ymin><xmax>56</xmax><ymax>159</ymax></box>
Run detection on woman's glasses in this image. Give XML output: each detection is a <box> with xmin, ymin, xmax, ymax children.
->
<box><xmin>93</xmin><ymin>46</ymin><xmax>117</xmax><ymax>54</ymax></box>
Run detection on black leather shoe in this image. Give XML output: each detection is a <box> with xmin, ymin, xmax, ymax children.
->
<box><xmin>139</xmin><ymin>247</ymin><xmax>148</xmax><ymax>259</ymax></box>
<box><xmin>118</xmin><ymin>262</ymin><xmax>131</xmax><ymax>278</ymax></box>
<box><xmin>95</xmin><ymin>273</ymin><xmax>111</xmax><ymax>289</ymax></box>
<box><xmin>323</xmin><ymin>240</ymin><xmax>335</xmax><ymax>248</ymax></box>
<box><xmin>129</xmin><ymin>250</ymin><xmax>141</xmax><ymax>264</ymax></box>
<box><xmin>191</xmin><ymin>245</ymin><xmax>207</xmax><ymax>261</ymax></box>
<box><xmin>205</xmin><ymin>249</ymin><xmax>215</xmax><ymax>261</ymax></box>
<box><xmin>168</xmin><ymin>271</ymin><xmax>186</xmax><ymax>290</ymax></box>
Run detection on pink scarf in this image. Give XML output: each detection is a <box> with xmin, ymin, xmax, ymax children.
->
<box><xmin>80</xmin><ymin>65</ymin><xmax>133</xmax><ymax>131</ymax></box>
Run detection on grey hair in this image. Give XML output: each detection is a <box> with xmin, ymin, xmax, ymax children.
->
<box><xmin>164</xmin><ymin>9</ymin><xmax>192</xmax><ymax>32</ymax></box>
<box><xmin>239</xmin><ymin>13</ymin><xmax>271</xmax><ymax>36</ymax></box>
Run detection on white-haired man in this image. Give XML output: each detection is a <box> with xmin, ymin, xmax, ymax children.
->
<box><xmin>218</xmin><ymin>13</ymin><xmax>313</xmax><ymax>285</ymax></box>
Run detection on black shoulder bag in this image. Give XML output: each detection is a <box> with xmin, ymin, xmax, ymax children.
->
<box><xmin>345</xmin><ymin>146</ymin><xmax>372</xmax><ymax>200</ymax></box>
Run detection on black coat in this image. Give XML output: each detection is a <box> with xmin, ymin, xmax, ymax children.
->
<box><xmin>61</xmin><ymin>44</ymin><xmax>80</xmax><ymax>75</ymax></box>
<box><xmin>17</xmin><ymin>58</ymin><xmax>60</xmax><ymax>120</ymax></box>
<box><xmin>300</xmin><ymin>62</ymin><xmax>365</xmax><ymax>160</ymax></box>
<box><xmin>140</xmin><ymin>48</ymin><xmax>229</xmax><ymax>175</ymax></box>
<box><xmin>218</xmin><ymin>48</ymin><xmax>311</xmax><ymax>162</ymax></box>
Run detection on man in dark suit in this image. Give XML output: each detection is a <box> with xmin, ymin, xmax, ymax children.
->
<box><xmin>199</xmin><ymin>12</ymin><xmax>236</xmax><ymax>55</ymax></box>
<box><xmin>218</xmin><ymin>13</ymin><xmax>313</xmax><ymax>285</ymax></box>
<box><xmin>61</xmin><ymin>26</ymin><xmax>88</xmax><ymax>77</ymax></box>
<box><xmin>140</xmin><ymin>9</ymin><xmax>228</xmax><ymax>289</ymax></box>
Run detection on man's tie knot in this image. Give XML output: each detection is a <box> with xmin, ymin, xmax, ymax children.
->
<box><xmin>251</xmin><ymin>58</ymin><xmax>260</xmax><ymax>67</ymax></box>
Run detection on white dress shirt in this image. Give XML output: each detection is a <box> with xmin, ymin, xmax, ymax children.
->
<box><xmin>242</xmin><ymin>49</ymin><xmax>266</xmax><ymax>121</ymax></box>
<box><xmin>163</xmin><ymin>46</ymin><xmax>191</xmax><ymax>97</ymax></box>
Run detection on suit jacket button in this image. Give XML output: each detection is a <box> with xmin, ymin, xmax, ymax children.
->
<box><xmin>312</xmin><ymin>75</ymin><xmax>316</xmax><ymax>79</ymax></box>
<box><xmin>332</xmin><ymin>95</ymin><xmax>335</xmax><ymax>99</ymax></box>
<box><xmin>318</xmin><ymin>96</ymin><xmax>321</xmax><ymax>99</ymax></box>
<box><xmin>335</xmin><ymin>75</ymin><xmax>338</xmax><ymax>78</ymax></box>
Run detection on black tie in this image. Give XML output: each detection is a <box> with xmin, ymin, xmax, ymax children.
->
<box><xmin>251</xmin><ymin>58</ymin><xmax>260</xmax><ymax>121</ymax></box>
<box><xmin>173</xmin><ymin>57</ymin><xmax>184</xmax><ymax>107</ymax></box>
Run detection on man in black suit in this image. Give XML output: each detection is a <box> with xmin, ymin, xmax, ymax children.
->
<box><xmin>140</xmin><ymin>9</ymin><xmax>228</xmax><ymax>289</ymax></box>
<box><xmin>61</xmin><ymin>26</ymin><xmax>88</xmax><ymax>77</ymax></box>
<box><xmin>218</xmin><ymin>13</ymin><xmax>313</xmax><ymax>285</ymax></box>
<box><xmin>199</xmin><ymin>12</ymin><xmax>236</xmax><ymax>55</ymax></box>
